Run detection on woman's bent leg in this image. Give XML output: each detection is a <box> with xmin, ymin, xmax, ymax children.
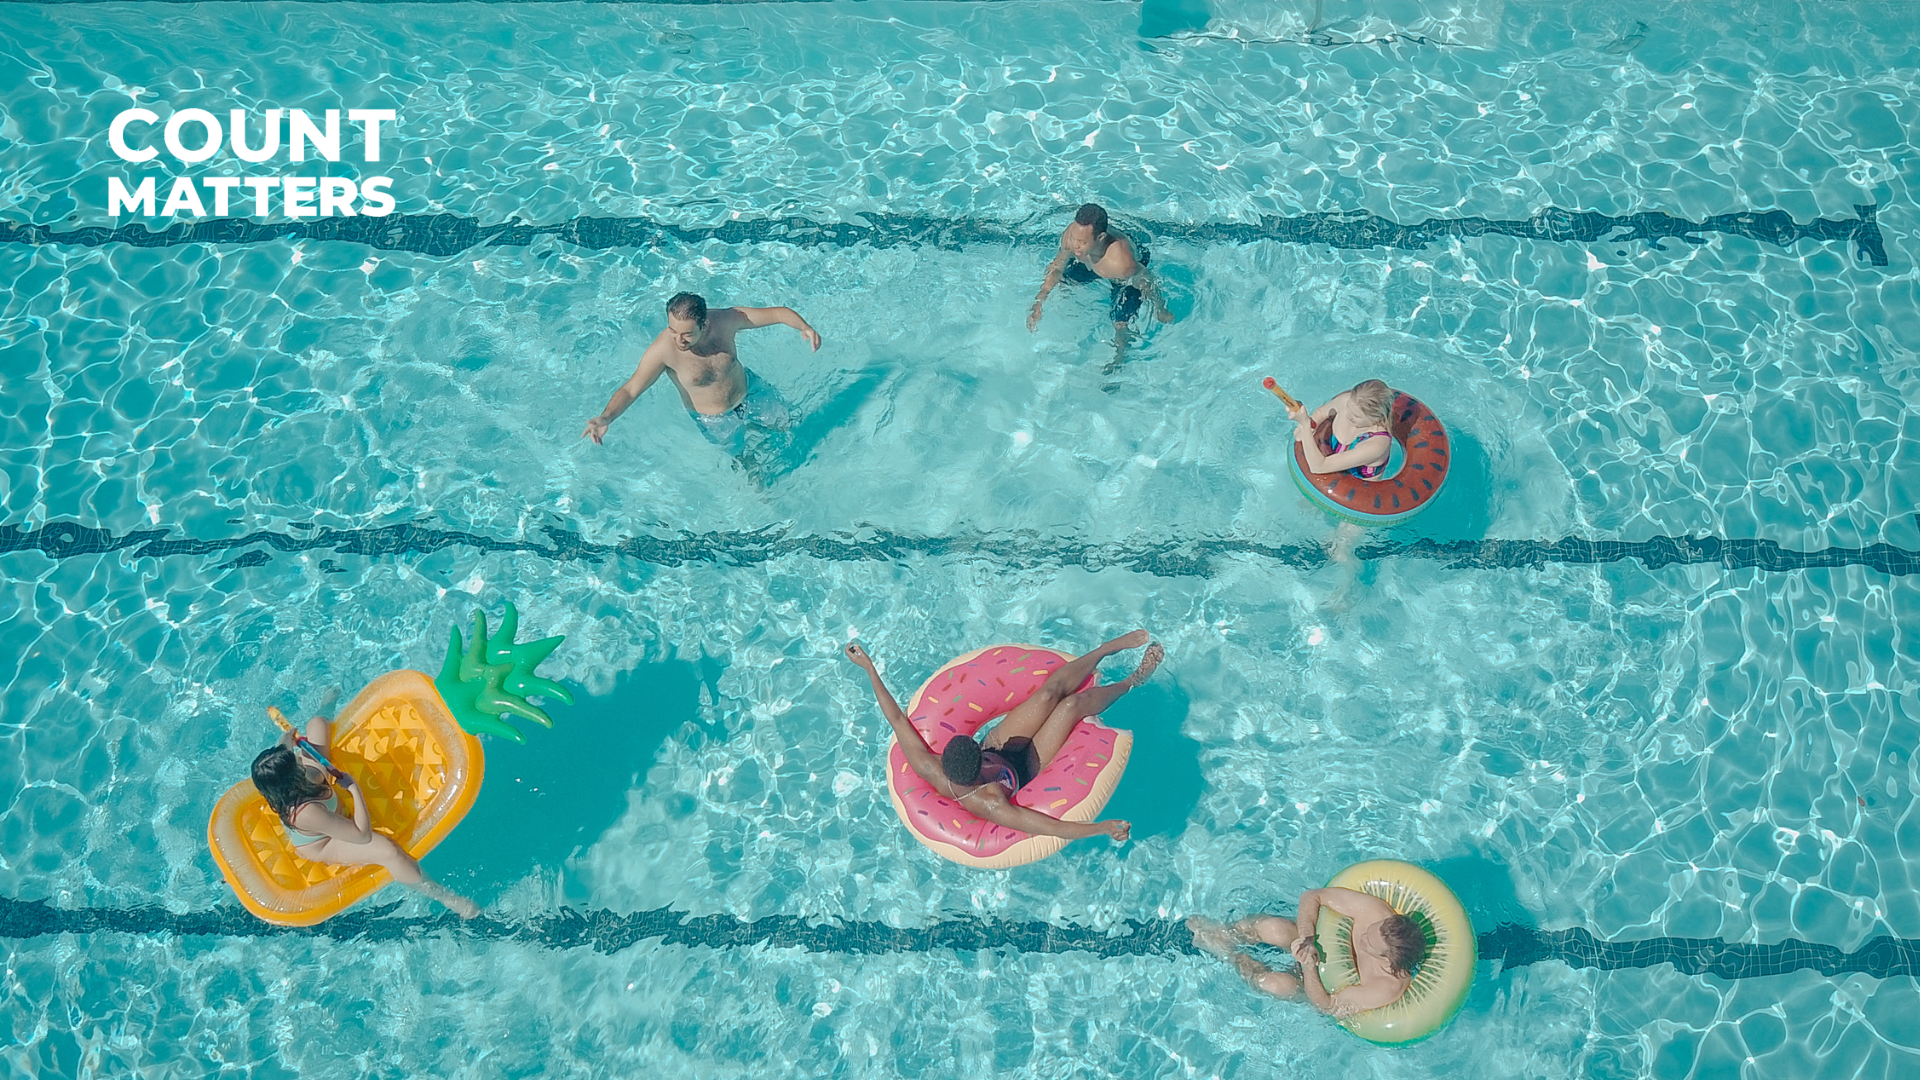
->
<box><xmin>1025</xmin><ymin>642</ymin><xmax>1163</xmax><ymax>764</ymax></box>
<box><xmin>304</xmin><ymin>716</ymin><xmax>332</xmax><ymax>750</ymax></box>
<box><xmin>995</xmin><ymin>632</ymin><xmax>1152</xmax><ymax>742</ymax></box>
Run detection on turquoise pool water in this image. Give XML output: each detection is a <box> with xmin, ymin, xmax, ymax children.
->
<box><xmin>2</xmin><ymin>0</ymin><xmax>1918</xmax><ymax>1076</ymax></box>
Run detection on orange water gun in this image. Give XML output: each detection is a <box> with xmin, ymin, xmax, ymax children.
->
<box><xmin>1261</xmin><ymin>376</ymin><xmax>1302</xmax><ymax>412</ymax></box>
<box><xmin>267</xmin><ymin>705</ymin><xmax>346</xmax><ymax>781</ymax></box>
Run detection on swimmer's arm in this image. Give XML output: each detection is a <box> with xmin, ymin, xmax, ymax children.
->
<box><xmin>585</xmin><ymin>339</ymin><xmax>671</xmax><ymax>443</ymax></box>
<box><xmin>1292</xmin><ymin>935</ymin><xmax>1400</xmax><ymax>1018</ymax></box>
<box><xmin>1310</xmin><ymin>394</ymin><xmax>1342</xmax><ymax>424</ymax></box>
<box><xmin>971</xmin><ymin>788</ymin><xmax>1130</xmax><ymax>842</ymax></box>
<box><xmin>296</xmin><ymin>788</ymin><xmax>373</xmax><ymax>845</ymax></box>
<box><xmin>734</xmin><ymin>306</ymin><xmax>822</xmax><ymax>351</ymax></box>
<box><xmin>1300</xmin><ymin>438</ymin><xmax>1392</xmax><ymax>476</ymax></box>
<box><xmin>845</xmin><ymin>645</ymin><xmax>943</xmax><ymax>779</ymax></box>
<box><xmin>1317</xmin><ymin>887</ymin><xmax>1398</xmax><ymax>924</ymax></box>
<box><xmin>1330</xmin><ymin>975</ymin><xmax>1408</xmax><ymax>1017</ymax></box>
<box><xmin>1036</xmin><ymin>246</ymin><xmax>1070</xmax><ymax>300</ymax></box>
<box><xmin>1291</xmin><ymin>937</ymin><xmax>1342</xmax><ymax>1014</ymax></box>
<box><xmin>1030</xmin><ymin>247</ymin><xmax>1071</xmax><ymax>329</ymax></box>
<box><xmin>1293</xmin><ymin>889</ymin><xmax>1327</xmax><ymax>947</ymax></box>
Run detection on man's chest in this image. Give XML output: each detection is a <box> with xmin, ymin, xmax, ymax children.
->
<box><xmin>669</xmin><ymin>350</ymin><xmax>738</xmax><ymax>386</ymax></box>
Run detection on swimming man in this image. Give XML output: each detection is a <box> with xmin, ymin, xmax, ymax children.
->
<box><xmin>1187</xmin><ymin>887</ymin><xmax>1428</xmax><ymax>1017</ymax></box>
<box><xmin>583</xmin><ymin>292</ymin><xmax>822</xmax><ymax>452</ymax></box>
<box><xmin>1028</xmin><ymin>203</ymin><xmax>1172</xmax><ymax>371</ymax></box>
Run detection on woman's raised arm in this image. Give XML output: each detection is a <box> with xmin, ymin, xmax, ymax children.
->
<box><xmin>844</xmin><ymin>644</ymin><xmax>945</xmax><ymax>782</ymax></box>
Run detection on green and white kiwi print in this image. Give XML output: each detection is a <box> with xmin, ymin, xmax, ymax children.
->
<box><xmin>1313</xmin><ymin>860</ymin><xmax>1476</xmax><ymax>1045</ymax></box>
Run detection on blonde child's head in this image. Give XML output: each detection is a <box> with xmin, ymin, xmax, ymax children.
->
<box><xmin>1348</xmin><ymin>379</ymin><xmax>1393</xmax><ymax>425</ymax></box>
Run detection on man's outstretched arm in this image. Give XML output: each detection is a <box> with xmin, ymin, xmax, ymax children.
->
<box><xmin>734</xmin><ymin>306</ymin><xmax>822</xmax><ymax>350</ymax></box>
<box><xmin>1028</xmin><ymin>247</ymin><xmax>1071</xmax><ymax>331</ymax></box>
<box><xmin>584</xmin><ymin>342</ymin><xmax>670</xmax><ymax>444</ymax></box>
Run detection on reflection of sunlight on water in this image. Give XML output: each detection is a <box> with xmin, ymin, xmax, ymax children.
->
<box><xmin>3</xmin><ymin>0</ymin><xmax>1917</xmax><ymax>1074</ymax></box>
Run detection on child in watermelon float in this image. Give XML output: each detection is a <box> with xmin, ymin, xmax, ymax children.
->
<box><xmin>843</xmin><ymin>632</ymin><xmax>1162</xmax><ymax>848</ymax></box>
<box><xmin>1188</xmin><ymin>889</ymin><xmax>1427</xmax><ymax>1016</ymax></box>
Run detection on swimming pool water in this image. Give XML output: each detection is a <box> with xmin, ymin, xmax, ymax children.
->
<box><xmin>2</xmin><ymin>0</ymin><xmax>1918</xmax><ymax>1076</ymax></box>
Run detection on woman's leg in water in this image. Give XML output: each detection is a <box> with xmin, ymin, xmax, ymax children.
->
<box><xmin>1024</xmin><ymin>642</ymin><xmax>1163</xmax><ymax>765</ymax></box>
<box><xmin>305</xmin><ymin>833</ymin><xmax>480</xmax><ymax>918</ymax></box>
<box><xmin>1188</xmin><ymin>917</ymin><xmax>1304</xmax><ymax>1000</ymax></box>
<box><xmin>990</xmin><ymin>631</ymin><xmax>1150</xmax><ymax>743</ymax></box>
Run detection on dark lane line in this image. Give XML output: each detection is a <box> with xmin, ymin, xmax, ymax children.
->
<box><xmin>3</xmin><ymin>898</ymin><xmax>1913</xmax><ymax>980</ymax></box>
<box><xmin>0</xmin><ymin>204</ymin><xmax>1887</xmax><ymax>265</ymax></box>
<box><xmin>2</xmin><ymin>520</ymin><xmax>1916</xmax><ymax>580</ymax></box>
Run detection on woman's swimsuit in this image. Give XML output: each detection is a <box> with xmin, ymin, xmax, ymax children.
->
<box><xmin>1330</xmin><ymin>429</ymin><xmax>1389</xmax><ymax>479</ymax></box>
<box><xmin>976</xmin><ymin>738</ymin><xmax>1042</xmax><ymax>792</ymax></box>
<box><xmin>283</xmin><ymin>790</ymin><xmax>339</xmax><ymax>847</ymax></box>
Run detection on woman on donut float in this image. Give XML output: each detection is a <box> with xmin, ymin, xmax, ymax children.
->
<box><xmin>843</xmin><ymin>631</ymin><xmax>1162</xmax><ymax>853</ymax></box>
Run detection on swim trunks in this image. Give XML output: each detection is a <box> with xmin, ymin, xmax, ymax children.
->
<box><xmin>1063</xmin><ymin>249</ymin><xmax>1151</xmax><ymax>323</ymax></box>
<box><xmin>689</xmin><ymin>370</ymin><xmax>795</xmax><ymax>451</ymax></box>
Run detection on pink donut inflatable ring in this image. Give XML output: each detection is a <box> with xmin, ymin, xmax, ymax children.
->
<box><xmin>886</xmin><ymin>644</ymin><xmax>1133</xmax><ymax>869</ymax></box>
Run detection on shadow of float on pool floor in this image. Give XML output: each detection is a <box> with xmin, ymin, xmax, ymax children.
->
<box><xmin>425</xmin><ymin>654</ymin><xmax>728</xmax><ymax>901</ymax></box>
<box><xmin>1429</xmin><ymin>849</ymin><xmax>1535</xmax><ymax>1022</ymax></box>
<box><xmin>1097</xmin><ymin>683</ymin><xmax>1205</xmax><ymax>840</ymax></box>
<box><xmin>1389</xmin><ymin>426</ymin><xmax>1493</xmax><ymax>546</ymax></box>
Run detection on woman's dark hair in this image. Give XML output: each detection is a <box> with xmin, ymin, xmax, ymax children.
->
<box><xmin>1378</xmin><ymin>913</ymin><xmax>1430</xmax><ymax>976</ymax></box>
<box><xmin>941</xmin><ymin>735</ymin><xmax>984</xmax><ymax>785</ymax></box>
<box><xmin>666</xmin><ymin>291</ymin><xmax>709</xmax><ymax>326</ymax></box>
<box><xmin>251</xmin><ymin>745</ymin><xmax>332</xmax><ymax>825</ymax></box>
<box><xmin>1073</xmin><ymin>203</ymin><xmax>1110</xmax><ymax>236</ymax></box>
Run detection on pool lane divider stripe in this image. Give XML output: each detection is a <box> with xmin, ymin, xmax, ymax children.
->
<box><xmin>3</xmin><ymin>520</ymin><xmax>1917</xmax><ymax>581</ymax></box>
<box><xmin>0</xmin><ymin>204</ymin><xmax>1887</xmax><ymax>265</ymax></box>
<box><xmin>1</xmin><ymin>897</ymin><xmax>1913</xmax><ymax>981</ymax></box>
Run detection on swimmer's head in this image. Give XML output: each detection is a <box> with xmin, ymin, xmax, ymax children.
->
<box><xmin>1358</xmin><ymin>912</ymin><xmax>1429</xmax><ymax>976</ymax></box>
<box><xmin>666</xmin><ymin>292</ymin><xmax>709</xmax><ymax>348</ymax></box>
<box><xmin>1347</xmin><ymin>379</ymin><xmax>1394</xmax><ymax>426</ymax></box>
<box><xmin>940</xmin><ymin>735</ymin><xmax>985</xmax><ymax>785</ymax></box>
<box><xmin>1065</xmin><ymin>203</ymin><xmax>1110</xmax><ymax>253</ymax></box>
<box><xmin>251</xmin><ymin>744</ymin><xmax>332</xmax><ymax>825</ymax></box>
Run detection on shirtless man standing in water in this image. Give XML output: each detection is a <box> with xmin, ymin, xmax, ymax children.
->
<box><xmin>583</xmin><ymin>292</ymin><xmax>822</xmax><ymax>451</ymax></box>
<box><xmin>1188</xmin><ymin>887</ymin><xmax>1428</xmax><ymax>1017</ymax></box>
<box><xmin>1028</xmin><ymin>203</ymin><xmax>1173</xmax><ymax>372</ymax></box>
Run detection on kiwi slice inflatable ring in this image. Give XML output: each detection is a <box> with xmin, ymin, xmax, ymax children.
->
<box><xmin>1313</xmin><ymin>860</ymin><xmax>1475</xmax><ymax>1045</ymax></box>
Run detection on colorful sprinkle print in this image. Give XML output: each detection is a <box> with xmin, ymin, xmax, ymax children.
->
<box><xmin>887</xmin><ymin>645</ymin><xmax>1124</xmax><ymax>859</ymax></box>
